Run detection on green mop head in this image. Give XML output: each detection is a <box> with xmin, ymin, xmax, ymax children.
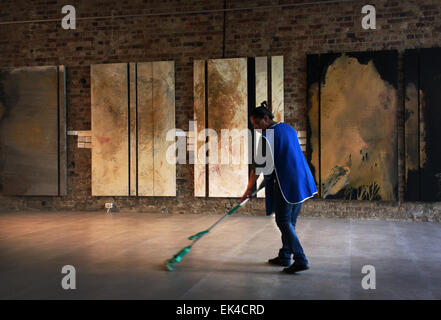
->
<box><xmin>166</xmin><ymin>245</ymin><xmax>192</xmax><ymax>271</ymax></box>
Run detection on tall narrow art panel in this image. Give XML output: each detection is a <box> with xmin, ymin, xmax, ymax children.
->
<box><xmin>0</xmin><ymin>65</ymin><xmax>67</xmax><ymax>196</ymax></box>
<box><xmin>419</xmin><ymin>48</ymin><xmax>441</xmax><ymax>202</ymax></box>
<box><xmin>307</xmin><ymin>51</ymin><xmax>398</xmax><ymax>201</ymax></box>
<box><xmin>137</xmin><ymin>62</ymin><xmax>154</xmax><ymax>196</ymax></box>
<box><xmin>207</xmin><ymin>58</ymin><xmax>249</xmax><ymax>198</ymax></box>
<box><xmin>255</xmin><ymin>57</ymin><xmax>268</xmax><ymax>107</ymax></box>
<box><xmin>193</xmin><ymin>60</ymin><xmax>206</xmax><ymax>197</ymax></box>
<box><xmin>152</xmin><ymin>61</ymin><xmax>176</xmax><ymax>197</ymax></box>
<box><xmin>306</xmin><ymin>54</ymin><xmax>321</xmax><ymax>197</ymax></box>
<box><xmin>59</xmin><ymin>66</ymin><xmax>67</xmax><ymax>196</ymax></box>
<box><xmin>271</xmin><ymin>56</ymin><xmax>284</xmax><ymax>122</ymax></box>
<box><xmin>404</xmin><ymin>50</ymin><xmax>420</xmax><ymax>201</ymax></box>
<box><xmin>91</xmin><ymin>61</ymin><xmax>176</xmax><ymax>197</ymax></box>
<box><xmin>405</xmin><ymin>48</ymin><xmax>441</xmax><ymax>202</ymax></box>
<box><xmin>91</xmin><ymin>63</ymin><xmax>129</xmax><ymax>196</ymax></box>
<box><xmin>129</xmin><ymin>63</ymin><xmax>138</xmax><ymax>196</ymax></box>
<box><xmin>255</xmin><ymin>57</ymin><xmax>268</xmax><ymax>198</ymax></box>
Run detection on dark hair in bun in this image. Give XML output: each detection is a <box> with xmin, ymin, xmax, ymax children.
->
<box><xmin>250</xmin><ymin>101</ymin><xmax>274</xmax><ymax>120</ymax></box>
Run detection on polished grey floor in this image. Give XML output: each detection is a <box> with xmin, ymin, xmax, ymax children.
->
<box><xmin>0</xmin><ymin>211</ymin><xmax>440</xmax><ymax>299</ymax></box>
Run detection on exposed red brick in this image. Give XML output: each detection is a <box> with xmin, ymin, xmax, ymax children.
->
<box><xmin>0</xmin><ymin>0</ymin><xmax>440</xmax><ymax>221</ymax></box>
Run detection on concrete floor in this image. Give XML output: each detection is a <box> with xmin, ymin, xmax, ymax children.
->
<box><xmin>0</xmin><ymin>211</ymin><xmax>440</xmax><ymax>300</ymax></box>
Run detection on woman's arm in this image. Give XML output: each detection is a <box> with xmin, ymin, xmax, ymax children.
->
<box><xmin>240</xmin><ymin>132</ymin><xmax>268</xmax><ymax>202</ymax></box>
<box><xmin>240</xmin><ymin>169</ymin><xmax>260</xmax><ymax>202</ymax></box>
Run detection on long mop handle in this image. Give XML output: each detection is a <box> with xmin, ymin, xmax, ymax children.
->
<box><xmin>188</xmin><ymin>185</ymin><xmax>264</xmax><ymax>245</ymax></box>
<box><xmin>165</xmin><ymin>184</ymin><xmax>264</xmax><ymax>271</ymax></box>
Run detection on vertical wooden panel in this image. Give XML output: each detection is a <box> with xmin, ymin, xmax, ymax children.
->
<box><xmin>129</xmin><ymin>63</ymin><xmax>137</xmax><ymax>196</ymax></box>
<box><xmin>255</xmin><ymin>57</ymin><xmax>267</xmax><ymax>198</ymax></box>
<box><xmin>271</xmin><ymin>56</ymin><xmax>284</xmax><ymax>122</ymax></box>
<box><xmin>91</xmin><ymin>63</ymin><xmax>129</xmax><ymax>196</ymax></box>
<box><xmin>420</xmin><ymin>48</ymin><xmax>441</xmax><ymax>202</ymax></box>
<box><xmin>419</xmin><ymin>78</ymin><xmax>425</xmax><ymax>200</ymax></box>
<box><xmin>207</xmin><ymin>58</ymin><xmax>248</xmax><ymax>197</ymax></box>
<box><xmin>404</xmin><ymin>49</ymin><xmax>420</xmax><ymax>201</ymax></box>
<box><xmin>306</xmin><ymin>54</ymin><xmax>321</xmax><ymax>197</ymax></box>
<box><xmin>58</xmin><ymin>66</ymin><xmax>67</xmax><ymax>196</ymax></box>
<box><xmin>137</xmin><ymin>62</ymin><xmax>154</xmax><ymax>196</ymax></box>
<box><xmin>152</xmin><ymin>61</ymin><xmax>176</xmax><ymax>196</ymax></box>
<box><xmin>193</xmin><ymin>60</ymin><xmax>206</xmax><ymax>197</ymax></box>
<box><xmin>0</xmin><ymin>66</ymin><xmax>59</xmax><ymax>195</ymax></box>
<box><xmin>255</xmin><ymin>57</ymin><xmax>268</xmax><ymax>107</ymax></box>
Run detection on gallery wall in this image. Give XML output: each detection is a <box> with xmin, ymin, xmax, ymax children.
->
<box><xmin>0</xmin><ymin>0</ymin><xmax>441</xmax><ymax>221</ymax></box>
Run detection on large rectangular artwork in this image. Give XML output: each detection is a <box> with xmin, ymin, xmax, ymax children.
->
<box><xmin>405</xmin><ymin>48</ymin><xmax>441</xmax><ymax>202</ymax></box>
<box><xmin>0</xmin><ymin>66</ymin><xmax>67</xmax><ymax>196</ymax></box>
<box><xmin>193</xmin><ymin>56</ymin><xmax>284</xmax><ymax>198</ymax></box>
<box><xmin>307</xmin><ymin>51</ymin><xmax>398</xmax><ymax>201</ymax></box>
<box><xmin>91</xmin><ymin>61</ymin><xmax>176</xmax><ymax>197</ymax></box>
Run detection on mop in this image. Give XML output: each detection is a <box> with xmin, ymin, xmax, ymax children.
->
<box><xmin>165</xmin><ymin>184</ymin><xmax>265</xmax><ymax>271</ymax></box>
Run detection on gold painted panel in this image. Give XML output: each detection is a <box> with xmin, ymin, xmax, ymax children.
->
<box><xmin>320</xmin><ymin>54</ymin><xmax>397</xmax><ymax>200</ymax></box>
<box><xmin>193</xmin><ymin>60</ymin><xmax>206</xmax><ymax>197</ymax></box>
<box><xmin>271</xmin><ymin>56</ymin><xmax>284</xmax><ymax>122</ymax></box>
<box><xmin>207</xmin><ymin>58</ymin><xmax>249</xmax><ymax>198</ymax></box>
<box><xmin>152</xmin><ymin>61</ymin><xmax>176</xmax><ymax>197</ymax></box>
<box><xmin>129</xmin><ymin>63</ymin><xmax>137</xmax><ymax>196</ymax></box>
<box><xmin>91</xmin><ymin>63</ymin><xmax>129</xmax><ymax>196</ymax></box>
<box><xmin>137</xmin><ymin>62</ymin><xmax>154</xmax><ymax>196</ymax></box>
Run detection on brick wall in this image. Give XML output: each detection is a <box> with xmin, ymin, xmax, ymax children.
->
<box><xmin>0</xmin><ymin>0</ymin><xmax>440</xmax><ymax>221</ymax></box>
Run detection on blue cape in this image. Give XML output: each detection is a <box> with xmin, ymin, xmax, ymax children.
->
<box><xmin>260</xmin><ymin>123</ymin><xmax>318</xmax><ymax>215</ymax></box>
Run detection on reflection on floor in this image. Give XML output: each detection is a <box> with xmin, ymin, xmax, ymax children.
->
<box><xmin>0</xmin><ymin>211</ymin><xmax>440</xmax><ymax>299</ymax></box>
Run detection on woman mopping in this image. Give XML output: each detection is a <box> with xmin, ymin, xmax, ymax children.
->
<box><xmin>241</xmin><ymin>102</ymin><xmax>318</xmax><ymax>274</ymax></box>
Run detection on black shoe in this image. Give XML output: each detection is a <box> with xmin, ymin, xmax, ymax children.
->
<box><xmin>268</xmin><ymin>257</ymin><xmax>291</xmax><ymax>267</ymax></box>
<box><xmin>283</xmin><ymin>263</ymin><xmax>309</xmax><ymax>274</ymax></box>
